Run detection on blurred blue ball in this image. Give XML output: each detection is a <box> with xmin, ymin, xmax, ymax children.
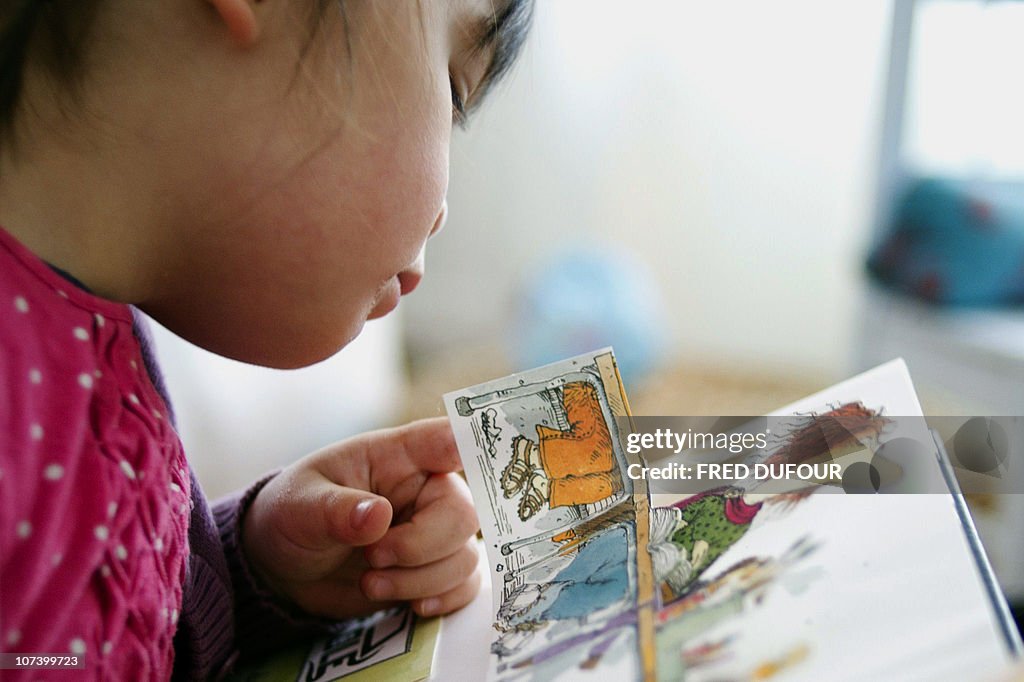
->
<box><xmin>511</xmin><ymin>248</ymin><xmax>665</xmax><ymax>385</ymax></box>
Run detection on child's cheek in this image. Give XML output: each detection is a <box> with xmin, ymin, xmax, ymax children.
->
<box><xmin>335</xmin><ymin>114</ymin><xmax>450</xmax><ymax>269</ymax></box>
<box><xmin>305</xmin><ymin>131</ymin><xmax>447</xmax><ymax>273</ymax></box>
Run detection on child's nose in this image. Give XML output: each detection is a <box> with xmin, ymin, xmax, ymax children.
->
<box><xmin>429</xmin><ymin>200</ymin><xmax>448</xmax><ymax>238</ymax></box>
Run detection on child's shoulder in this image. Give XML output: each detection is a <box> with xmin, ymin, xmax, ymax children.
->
<box><xmin>0</xmin><ymin>223</ymin><xmax>175</xmax><ymax>477</ymax></box>
<box><xmin>0</xmin><ymin>224</ymin><xmax>132</xmax><ymax>328</ymax></box>
<box><xmin>0</xmin><ymin>225</ymin><xmax>133</xmax><ymax>377</ymax></box>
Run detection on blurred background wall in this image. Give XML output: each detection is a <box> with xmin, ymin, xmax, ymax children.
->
<box><xmin>405</xmin><ymin>0</ymin><xmax>891</xmax><ymax>376</ymax></box>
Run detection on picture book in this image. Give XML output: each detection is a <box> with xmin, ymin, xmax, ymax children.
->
<box><xmin>444</xmin><ymin>349</ymin><xmax>1022</xmax><ymax>681</ymax></box>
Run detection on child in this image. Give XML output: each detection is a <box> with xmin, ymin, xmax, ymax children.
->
<box><xmin>0</xmin><ymin>0</ymin><xmax>531</xmax><ymax>679</ymax></box>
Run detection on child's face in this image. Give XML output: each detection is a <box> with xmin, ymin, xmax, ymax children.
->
<box><xmin>140</xmin><ymin>0</ymin><xmax>506</xmax><ymax>367</ymax></box>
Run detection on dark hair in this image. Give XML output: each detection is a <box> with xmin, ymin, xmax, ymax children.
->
<box><xmin>0</xmin><ymin>1</ymin><xmax>99</xmax><ymax>140</ymax></box>
<box><xmin>0</xmin><ymin>0</ymin><xmax>533</xmax><ymax>141</ymax></box>
<box><xmin>466</xmin><ymin>0</ymin><xmax>534</xmax><ymax>115</ymax></box>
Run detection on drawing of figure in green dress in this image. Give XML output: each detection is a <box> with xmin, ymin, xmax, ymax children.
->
<box><xmin>649</xmin><ymin>487</ymin><xmax>764</xmax><ymax>602</ymax></box>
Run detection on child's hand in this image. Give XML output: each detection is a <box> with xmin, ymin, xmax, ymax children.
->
<box><xmin>241</xmin><ymin>418</ymin><xmax>481</xmax><ymax>620</ymax></box>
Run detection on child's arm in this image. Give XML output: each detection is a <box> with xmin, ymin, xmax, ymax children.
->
<box><xmin>241</xmin><ymin>418</ymin><xmax>481</xmax><ymax>619</ymax></box>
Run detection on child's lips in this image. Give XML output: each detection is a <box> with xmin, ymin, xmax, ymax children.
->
<box><xmin>397</xmin><ymin>269</ymin><xmax>422</xmax><ymax>296</ymax></box>
<box><xmin>367</xmin><ymin>260</ymin><xmax>424</xmax><ymax>320</ymax></box>
<box><xmin>398</xmin><ymin>248</ymin><xmax>425</xmax><ymax>296</ymax></box>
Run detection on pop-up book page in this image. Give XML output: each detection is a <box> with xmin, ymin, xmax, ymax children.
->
<box><xmin>445</xmin><ymin>349</ymin><xmax>657</xmax><ymax>681</ymax></box>
<box><xmin>645</xmin><ymin>359</ymin><xmax>1018</xmax><ymax>681</ymax></box>
<box><xmin>447</xmin><ymin>353</ymin><xmax>1020</xmax><ymax>681</ymax></box>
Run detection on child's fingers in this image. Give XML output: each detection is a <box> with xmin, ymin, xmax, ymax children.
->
<box><xmin>313</xmin><ymin>419</ymin><xmax>462</xmax><ymax>502</ymax></box>
<box><xmin>368</xmin><ymin>417</ymin><xmax>462</xmax><ymax>475</ymax></box>
<box><xmin>247</xmin><ymin>467</ymin><xmax>393</xmax><ymax>580</ymax></box>
<box><xmin>365</xmin><ymin>473</ymin><xmax>478</xmax><ymax>568</ymax></box>
<box><xmin>284</xmin><ymin>476</ymin><xmax>394</xmax><ymax>549</ymax></box>
<box><xmin>361</xmin><ymin>539</ymin><xmax>479</xmax><ymax>603</ymax></box>
<box><xmin>412</xmin><ymin>561</ymin><xmax>483</xmax><ymax>617</ymax></box>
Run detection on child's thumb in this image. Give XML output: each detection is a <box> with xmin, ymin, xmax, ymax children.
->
<box><xmin>319</xmin><ymin>485</ymin><xmax>393</xmax><ymax>548</ymax></box>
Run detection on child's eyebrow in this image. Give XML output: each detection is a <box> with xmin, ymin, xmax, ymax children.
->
<box><xmin>464</xmin><ymin>0</ymin><xmax>533</xmax><ymax>112</ymax></box>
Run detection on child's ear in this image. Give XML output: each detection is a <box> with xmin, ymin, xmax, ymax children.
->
<box><xmin>207</xmin><ymin>0</ymin><xmax>261</xmax><ymax>47</ymax></box>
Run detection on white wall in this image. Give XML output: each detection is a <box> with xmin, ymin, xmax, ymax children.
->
<box><xmin>404</xmin><ymin>1</ymin><xmax>892</xmax><ymax>376</ymax></box>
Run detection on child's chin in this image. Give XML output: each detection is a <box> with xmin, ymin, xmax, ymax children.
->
<box><xmin>213</xmin><ymin>326</ymin><xmax>363</xmax><ymax>370</ymax></box>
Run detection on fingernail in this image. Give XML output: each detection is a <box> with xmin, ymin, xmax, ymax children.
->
<box><xmin>369</xmin><ymin>547</ymin><xmax>396</xmax><ymax>569</ymax></box>
<box><xmin>366</xmin><ymin>575</ymin><xmax>392</xmax><ymax>600</ymax></box>
<box><xmin>350</xmin><ymin>499</ymin><xmax>376</xmax><ymax>531</ymax></box>
<box><xmin>419</xmin><ymin>598</ymin><xmax>440</xmax><ymax>616</ymax></box>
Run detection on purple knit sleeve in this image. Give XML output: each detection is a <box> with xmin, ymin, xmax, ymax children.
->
<box><xmin>211</xmin><ymin>472</ymin><xmax>346</xmax><ymax>662</ymax></box>
<box><xmin>173</xmin><ymin>469</ymin><xmax>343</xmax><ymax>681</ymax></box>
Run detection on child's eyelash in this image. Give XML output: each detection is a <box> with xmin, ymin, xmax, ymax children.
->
<box><xmin>449</xmin><ymin>74</ymin><xmax>467</xmax><ymax>127</ymax></box>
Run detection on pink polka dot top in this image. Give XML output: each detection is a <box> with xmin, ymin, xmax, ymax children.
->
<box><xmin>0</xmin><ymin>226</ymin><xmax>192</xmax><ymax>678</ymax></box>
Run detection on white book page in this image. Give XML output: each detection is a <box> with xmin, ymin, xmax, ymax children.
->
<box><xmin>652</xmin><ymin>359</ymin><xmax>1014</xmax><ymax>681</ymax></box>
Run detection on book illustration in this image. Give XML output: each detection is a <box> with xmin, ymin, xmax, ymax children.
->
<box><xmin>649</xmin><ymin>488</ymin><xmax>814</xmax><ymax>605</ymax></box>
<box><xmin>445</xmin><ymin>349</ymin><xmax>657</xmax><ymax>681</ymax></box>
<box><xmin>644</xmin><ymin>401</ymin><xmax>890</xmax><ymax>680</ymax></box>
<box><xmin>762</xmin><ymin>402</ymin><xmax>891</xmax><ymax>465</ymax></box>
<box><xmin>482</xmin><ymin>408</ymin><xmax>503</xmax><ymax>458</ymax></box>
<box><xmin>654</xmin><ymin>362</ymin><xmax>1017</xmax><ymax>680</ymax></box>
<box><xmin>499</xmin><ymin>380</ymin><xmax>622</xmax><ymax>522</ymax></box>
<box><xmin>301</xmin><ymin>607</ymin><xmax>416</xmax><ymax>681</ymax></box>
<box><xmin>651</xmin><ymin>492</ymin><xmax>825</xmax><ymax>681</ymax></box>
<box><xmin>446</xmin><ymin>356</ymin><xmax>1019</xmax><ymax>680</ymax></box>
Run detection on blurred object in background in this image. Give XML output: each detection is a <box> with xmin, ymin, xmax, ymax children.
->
<box><xmin>859</xmin><ymin>0</ymin><xmax>1024</xmax><ymax>609</ymax></box>
<box><xmin>867</xmin><ymin>0</ymin><xmax>1024</xmax><ymax>308</ymax></box>
<box><xmin>867</xmin><ymin>177</ymin><xmax>1024</xmax><ymax>305</ymax></box>
<box><xmin>859</xmin><ymin>0</ymin><xmax>1024</xmax><ymax>413</ymax></box>
<box><xmin>149</xmin><ymin>315</ymin><xmax>404</xmax><ymax>498</ymax></box>
<box><xmin>512</xmin><ymin>247</ymin><xmax>665</xmax><ymax>385</ymax></box>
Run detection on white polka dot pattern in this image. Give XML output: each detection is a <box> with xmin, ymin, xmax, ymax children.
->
<box><xmin>1</xmin><ymin>231</ymin><xmax>190</xmax><ymax>679</ymax></box>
